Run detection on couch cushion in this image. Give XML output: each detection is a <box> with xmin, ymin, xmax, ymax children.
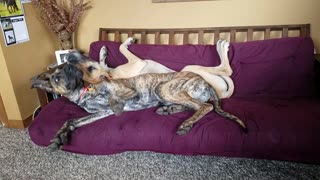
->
<box><xmin>29</xmin><ymin>97</ymin><xmax>320</xmax><ymax>163</ymax></box>
<box><xmin>229</xmin><ymin>37</ymin><xmax>315</xmax><ymax>98</ymax></box>
<box><xmin>89</xmin><ymin>41</ymin><xmax>222</xmax><ymax>71</ymax></box>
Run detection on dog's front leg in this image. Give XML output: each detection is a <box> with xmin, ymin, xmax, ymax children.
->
<box><xmin>108</xmin><ymin>96</ymin><xmax>125</xmax><ymax>115</ymax></box>
<box><xmin>156</xmin><ymin>104</ymin><xmax>191</xmax><ymax>115</ymax></box>
<box><xmin>48</xmin><ymin>111</ymin><xmax>113</xmax><ymax>151</ymax></box>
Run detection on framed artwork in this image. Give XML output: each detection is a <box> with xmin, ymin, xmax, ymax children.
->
<box><xmin>152</xmin><ymin>0</ymin><xmax>215</xmax><ymax>2</ymax></box>
<box><xmin>55</xmin><ymin>50</ymin><xmax>70</xmax><ymax>65</ymax></box>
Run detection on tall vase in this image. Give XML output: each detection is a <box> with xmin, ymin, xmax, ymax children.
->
<box><xmin>58</xmin><ymin>30</ymin><xmax>74</xmax><ymax>50</ymax></box>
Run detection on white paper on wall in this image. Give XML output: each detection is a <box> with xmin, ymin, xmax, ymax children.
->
<box><xmin>0</xmin><ymin>15</ymin><xmax>30</xmax><ymax>46</ymax></box>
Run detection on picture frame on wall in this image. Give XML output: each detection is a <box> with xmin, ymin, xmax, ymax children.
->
<box><xmin>55</xmin><ymin>50</ymin><xmax>70</xmax><ymax>65</ymax></box>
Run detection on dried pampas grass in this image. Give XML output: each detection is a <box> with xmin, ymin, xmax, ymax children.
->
<box><xmin>32</xmin><ymin>0</ymin><xmax>91</xmax><ymax>49</ymax></box>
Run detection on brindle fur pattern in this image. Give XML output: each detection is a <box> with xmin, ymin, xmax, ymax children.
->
<box><xmin>32</xmin><ymin>63</ymin><xmax>247</xmax><ymax>151</ymax></box>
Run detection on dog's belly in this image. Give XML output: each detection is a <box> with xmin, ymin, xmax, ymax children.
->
<box><xmin>78</xmin><ymin>91</ymin><xmax>160</xmax><ymax>113</ymax></box>
<box><xmin>78</xmin><ymin>94</ymin><xmax>110</xmax><ymax>113</ymax></box>
<box><xmin>123</xmin><ymin>95</ymin><xmax>161</xmax><ymax>111</ymax></box>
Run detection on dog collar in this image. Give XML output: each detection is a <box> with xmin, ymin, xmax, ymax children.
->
<box><xmin>79</xmin><ymin>85</ymin><xmax>94</xmax><ymax>100</ymax></box>
<box><xmin>107</xmin><ymin>72</ymin><xmax>113</xmax><ymax>79</ymax></box>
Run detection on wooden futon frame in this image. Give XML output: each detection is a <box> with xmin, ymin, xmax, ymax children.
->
<box><xmin>36</xmin><ymin>24</ymin><xmax>311</xmax><ymax>107</ymax></box>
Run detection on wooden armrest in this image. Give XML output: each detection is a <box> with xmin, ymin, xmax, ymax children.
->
<box><xmin>37</xmin><ymin>89</ymin><xmax>49</xmax><ymax>108</ymax></box>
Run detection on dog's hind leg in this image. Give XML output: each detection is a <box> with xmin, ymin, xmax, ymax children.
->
<box><xmin>119</xmin><ymin>37</ymin><xmax>143</xmax><ymax>63</ymax></box>
<box><xmin>176</xmin><ymin>100</ymin><xmax>213</xmax><ymax>135</ymax></box>
<box><xmin>157</xmin><ymin>91</ymin><xmax>213</xmax><ymax>135</ymax></box>
<box><xmin>216</xmin><ymin>40</ymin><xmax>233</xmax><ymax>76</ymax></box>
<box><xmin>181</xmin><ymin>40</ymin><xmax>232</xmax><ymax>76</ymax></box>
<box><xmin>48</xmin><ymin>111</ymin><xmax>113</xmax><ymax>151</ymax></box>
<box><xmin>209</xmin><ymin>88</ymin><xmax>247</xmax><ymax>132</ymax></box>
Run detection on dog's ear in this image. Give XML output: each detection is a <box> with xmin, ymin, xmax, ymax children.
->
<box><xmin>99</xmin><ymin>45</ymin><xmax>110</xmax><ymax>70</ymax></box>
<box><xmin>63</xmin><ymin>64</ymin><xmax>84</xmax><ymax>90</ymax></box>
<box><xmin>66</xmin><ymin>50</ymin><xmax>89</xmax><ymax>64</ymax></box>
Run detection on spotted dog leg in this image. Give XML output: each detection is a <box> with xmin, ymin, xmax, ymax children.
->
<box><xmin>108</xmin><ymin>96</ymin><xmax>125</xmax><ymax>116</ymax></box>
<box><xmin>48</xmin><ymin>120</ymin><xmax>75</xmax><ymax>151</ymax></box>
<box><xmin>48</xmin><ymin>111</ymin><xmax>113</xmax><ymax>151</ymax></box>
<box><xmin>156</xmin><ymin>104</ymin><xmax>191</xmax><ymax>115</ymax></box>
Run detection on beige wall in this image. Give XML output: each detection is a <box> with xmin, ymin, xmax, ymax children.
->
<box><xmin>0</xmin><ymin>0</ymin><xmax>319</xmax><ymax>123</ymax></box>
<box><xmin>0</xmin><ymin>44</ymin><xmax>20</xmax><ymax>120</ymax></box>
<box><xmin>0</xmin><ymin>4</ymin><xmax>57</xmax><ymax>121</ymax></box>
<box><xmin>77</xmin><ymin>0</ymin><xmax>320</xmax><ymax>52</ymax></box>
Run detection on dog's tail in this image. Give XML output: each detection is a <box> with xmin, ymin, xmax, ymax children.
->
<box><xmin>209</xmin><ymin>88</ymin><xmax>247</xmax><ymax>133</ymax></box>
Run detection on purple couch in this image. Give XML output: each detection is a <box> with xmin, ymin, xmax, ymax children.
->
<box><xmin>29</xmin><ymin>37</ymin><xmax>320</xmax><ymax>164</ymax></box>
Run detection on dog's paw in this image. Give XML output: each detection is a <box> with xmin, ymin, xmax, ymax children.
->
<box><xmin>176</xmin><ymin>124</ymin><xmax>193</xmax><ymax>135</ymax></box>
<box><xmin>123</xmin><ymin>37</ymin><xmax>136</xmax><ymax>46</ymax></box>
<box><xmin>156</xmin><ymin>106</ymin><xmax>171</xmax><ymax>115</ymax></box>
<box><xmin>156</xmin><ymin>105</ymin><xmax>188</xmax><ymax>115</ymax></box>
<box><xmin>216</xmin><ymin>39</ymin><xmax>223</xmax><ymax>53</ymax></box>
<box><xmin>221</xmin><ymin>40</ymin><xmax>230</xmax><ymax>52</ymax></box>
<box><xmin>48</xmin><ymin>138</ymin><xmax>61</xmax><ymax>152</ymax></box>
<box><xmin>48</xmin><ymin>121</ymin><xmax>75</xmax><ymax>151</ymax></box>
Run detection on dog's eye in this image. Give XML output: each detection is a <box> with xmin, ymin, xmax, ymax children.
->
<box><xmin>87</xmin><ymin>66</ymin><xmax>96</xmax><ymax>72</ymax></box>
<box><xmin>54</xmin><ymin>77</ymin><xmax>60</xmax><ymax>83</ymax></box>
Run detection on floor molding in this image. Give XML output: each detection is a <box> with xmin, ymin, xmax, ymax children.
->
<box><xmin>0</xmin><ymin>94</ymin><xmax>33</xmax><ymax>129</ymax></box>
<box><xmin>7</xmin><ymin>115</ymin><xmax>33</xmax><ymax>129</ymax></box>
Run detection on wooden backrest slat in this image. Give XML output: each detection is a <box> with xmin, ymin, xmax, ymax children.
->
<box><xmin>183</xmin><ymin>32</ymin><xmax>189</xmax><ymax>44</ymax></box>
<box><xmin>114</xmin><ymin>31</ymin><xmax>120</xmax><ymax>42</ymax></box>
<box><xmin>100</xmin><ymin>31</ymin><xmax>107</xmax><ymax>41</ymax></box>
<box><xmin>305</xmin><ymin>24</ymin><xmax>310</xmax><ymax>37</ymax></box>
<box><xmin>230</xmin><ymin>29</ymin><xmax>236</xmax><ymax>42</ymax></box>
<box><xmin>282</xmin><ymin>27</ymin><xmax>288</xmax><ymax>38</ymax></box>
<box><xmin>141</xmin><ymin>31</ymin><xmax>147</xmax><ymax>44</ymax></box>
<box><xmin>198</xmin><ymin>30</ymin><xmax>204</xmax><ymax>44</ymax></box>
<box><xmin>169</xmin><ymin>31</ymin><xmax>175</xmax><ymax>45</ymax></box>
<box><xmin>155</xmin><ymin>32</ymin><xmax>161</xmax><ymax>44</ymax></box>
<box><xmin>99</xmin><ymin>24</ymin><xmax>311</xmax><ymax>45</ymax></box>
<box><xmin>300</xmin><ymin>24</ymin><xmax>310</xmax><ymax>37</ymax></box>
<box><xmin>301</xmin><ymin>26</ymin><xmax>306</xmax><ymax>37</ymax></box>
<box><xmin>264</xmin><ymin>28</ymin><xmax>271</xmax><ymax>40</ymax></box>
<box><xmin>214</xmin><ymin>30</ymin><xmax>220</xmax><ymax>44</ymax></box>
<box><xmin>247</xmin><ymin>28</ymin><xmax>253</xmax><ymax>41</ymax></box>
